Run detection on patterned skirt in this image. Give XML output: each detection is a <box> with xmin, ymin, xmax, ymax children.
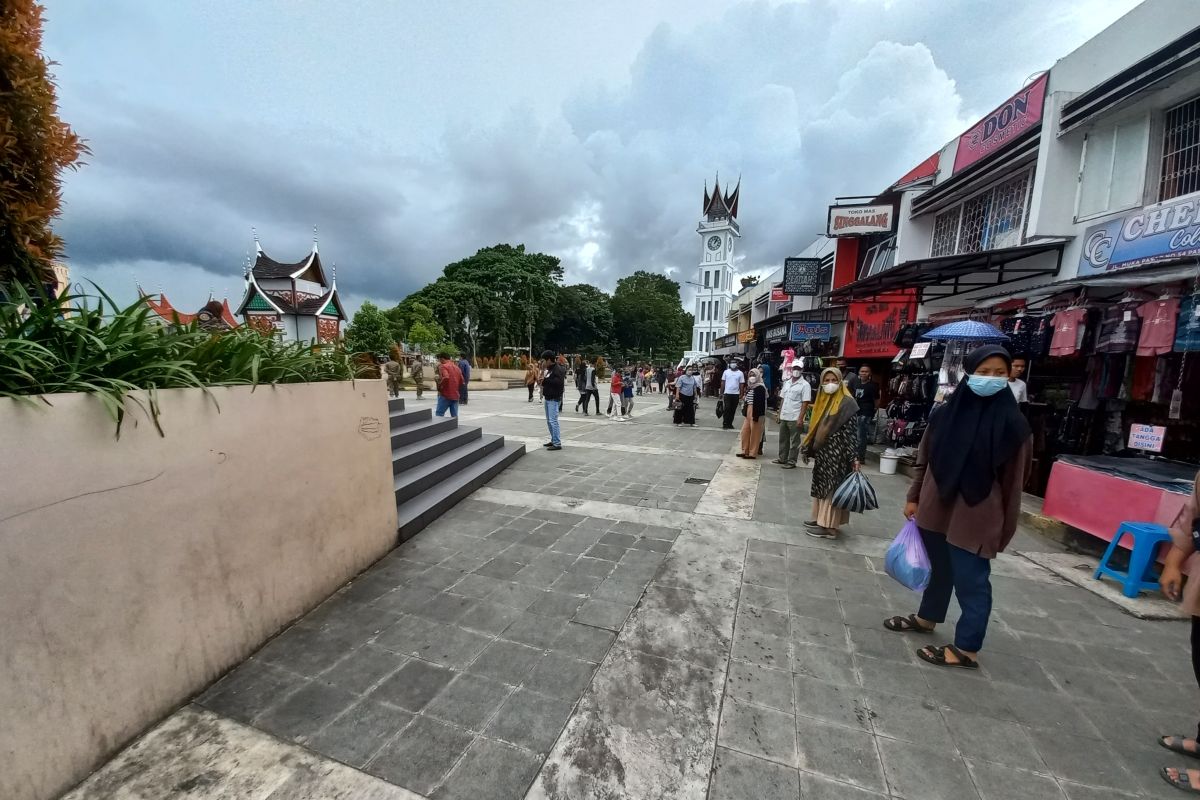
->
<box><xmin>810</xmin><ymin>420</ymin><xmax>858</xmax><ymax>500</ymax></box>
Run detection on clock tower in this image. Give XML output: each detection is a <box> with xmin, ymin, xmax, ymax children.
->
<box><xmin>693</xmin><ymin>175</ymin><xmax>740</xmax><ymax>352</ymax></box>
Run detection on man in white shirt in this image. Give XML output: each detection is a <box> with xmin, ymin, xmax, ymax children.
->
<box><xmin>773</xmin><ymin>365</ymin><xmax>812</xmax><ymax>468</ymax></box>
<box><xmin>1008</xmin><ymin>356</ymin><xmax>1029</xmax><ymax>403</ymax></box>
<box><xmin>720</xmin><ymin>360</ymin><xmax>746</xmax><ymax>430</ymax></box>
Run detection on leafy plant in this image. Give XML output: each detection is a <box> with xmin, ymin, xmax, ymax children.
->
<box><xmin>0</xmin><ymin>285</ymin><xmax>361</xmax><ymax>436</ymax></box>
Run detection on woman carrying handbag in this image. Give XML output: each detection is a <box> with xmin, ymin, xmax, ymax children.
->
<box><xmin>801</xmin><ymin>367</ymin><xmax>859</xmax><ymax>539</ymax></box>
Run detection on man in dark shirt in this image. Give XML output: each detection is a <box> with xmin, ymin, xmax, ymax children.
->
<box><xmin>457</xmin><ymin>356</ymin><xmax>472</xmax><ymax>405</ymax></box>
<box><xmin>540</xmin><ymin>349</ymin><xmax>566</xmax><ymax>450</ymax></box>
<box><xmin>853</xmin><ymin>365</ymin><xmax>879</xmax><ymax>461</ymax></box>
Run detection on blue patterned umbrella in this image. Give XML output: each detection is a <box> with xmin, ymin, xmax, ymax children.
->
<box><xmin>919</xmin><ymin>320</ymin><xmax>1009</xmax><ymax>342</ymax></box>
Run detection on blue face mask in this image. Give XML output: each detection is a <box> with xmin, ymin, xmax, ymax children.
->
<box><xmin>966</xmin><ymin>375</ymin><xmax>1008</xmax><ymax>397</ymax></box>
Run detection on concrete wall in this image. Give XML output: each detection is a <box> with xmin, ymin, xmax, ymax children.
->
<box><xmin>0</xmin><ymin>380</ymin><xmax>398</xmax><ymax>800</ymax></box>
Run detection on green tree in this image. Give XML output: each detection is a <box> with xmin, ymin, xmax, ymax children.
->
<box><xmin>343</xmin><ymin>301</ymin><xmax>395</xmax><ymax>355</ymax></box>
<box><xmin>610</xmin><ymin>270</ymin><xmax>693</xmax><ymax>355</ymax></box>
<box><xmin>0</xmin><ymin>0</ymin><xmax>87</xmax><ymax>293</ymax></box>
<box><xmin>545</xmin><ymin>284</ymin><xmax>613</xmax><ymax>353</ymax></box>
<box><xmin>407</xmin><ymin>319</ymin><xmax>448</xmax><ymax>353</ymax></box>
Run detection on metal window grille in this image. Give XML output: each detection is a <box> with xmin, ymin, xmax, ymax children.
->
<box><xmin>1160</xmin><ymin>95</ymin><xmax>1200</xmax><ymax>201</ymax></box>
<box><xmin>929</xmin><ymin>171</ymin><xmax>1030</xmax><ymax>256</ymax></box>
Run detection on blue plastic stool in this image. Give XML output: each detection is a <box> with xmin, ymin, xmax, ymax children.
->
<box><xmin>1093</xmin><ymin>521</ymin><xmax>1171</xmax><ymax>598</ymax></box>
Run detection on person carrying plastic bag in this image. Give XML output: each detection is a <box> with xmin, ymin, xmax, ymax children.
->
<box><xmin>885</xmin><ymin>518</ymin><xmax>931</xmax><ymax>592</ymax></box>
<box><xmin>879</xmin><ymin>344</ymin><xmax>1032</xmax><ymax>671</ymax></box>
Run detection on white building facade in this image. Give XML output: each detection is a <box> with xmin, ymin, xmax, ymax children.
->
<box><xmin>692</xmin><ymin>177</ymin><xmax>740</xmax><ymax>352</ymax></box>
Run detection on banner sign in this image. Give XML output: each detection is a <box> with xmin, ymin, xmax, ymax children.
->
<box><xmin>770</xmin><ymin>285</ymin><xmax>789</xmax><ymax>302</ymax></box>
<box><xmin>1079</xmin><ymin>195</ymin><xmax>1200</xmax><ymax>275</ymax></box>
<box><xmin>765</xmin><ymin>324</ymin><xmax>789</xmax><ymax>342</ymax></box>
<box><xmin>1128</xmin><ymin>423</ymin><xmax>1166</xmax><ymax>453</ymax></box>
<box><xmin>737</xmin><ymin>329</ymin><xmax>757</xmax><ymax>344</ymax></box>
<box><xmin>712</xmin><ymin>333</ymin><xmax>738</xmax><ymax>350</ymax></box>
<box><xmin>826</xmin><ymin>204</ymin><xmax>895</xmax><ymax>237</ymax></box>
<box><xmin>953</xmin><ymin>73</ymin><xmax>1047</xmax><ymax>173</ymax></box>
<box><xmin>789</xmin><ymin>321</ymin><xmax>832</xmax><ymax>341</ymax></box>
<box><xmin>782</xmin><ymin>257</ymin><xmax>821</xmax><ymax>296</ymax></box>
<box><xmin>843</xmin><ymin>294</ymin><xmax>916</xmax><ymax>358</ymax></box>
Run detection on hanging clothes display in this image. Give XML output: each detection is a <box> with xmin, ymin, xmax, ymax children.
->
<box><xmin>1136</xmin><ymin>298</ymin><xmax>1180</xmax><ymax>356</ymax></box>
<box><xmin>1049</xmin><ymin>307</ymin><xmax>1089</xmax><ymax>356</ymax></box>
<box><xmin>1094</xmin><ymin>304</ymin><xmax>1141</xmax><ymax>353</ymax></box>
<box><xmin>1177</xmin><ymin>294</ymin><xmax>1200</xmax><ymax>352</ymax></box>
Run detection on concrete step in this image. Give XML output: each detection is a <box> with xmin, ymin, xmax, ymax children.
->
<box><xmin>388</xmin><ymin>397</ymin><xmax>405</xmax><ymax>413</ymax></box>
<box><xmin>389</xmin><ymin>407</ymin><xmax>432</xmax><ymax>432</ymax></box>
<box><xmin>393</xmin><ymin>434</ymin><xmax>504</xmax><ymax>506</ymax></box>
<box><xmin>391</xmin><ymin>426</ymin><xmax>482</xmax><ymax>475</ymax></box>
<box><xmin>397</xmin><ymin>441</ymin><xmax>526</xmax><ymax>542</ymax></box>
<box><xmin>506</xmin><ymin>379</ymin><xmax>527</xmax><ymax>389</ymax></box>
<box><xmin>390</xmin><ymin>416</ymin><xmax>456</xmax><ymax>449</ymax></box>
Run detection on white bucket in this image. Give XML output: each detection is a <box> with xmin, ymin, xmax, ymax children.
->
<box><xmin>878</xmin><ymin>454</ymin><xmax>899</xmax><ymax>475</ymax></box>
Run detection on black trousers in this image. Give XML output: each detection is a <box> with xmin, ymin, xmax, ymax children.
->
<box><xmin>722</xmin><ymin>393</ymin><xmax>740</xmax><ymax>428</ymax></box>
<box><xmin>580</xmin><ymin>389</ymin><xmax>599</xmax><ymax>413</ymax></box>
<box><xmin>528</xmin><ymin>383</ymin><xmax>536</xmax><ymax>401</ymax></box>
<box><xmin>673</xmin><ymin>393</ymin><xmax>696</xmax><ymax>425</ymax></box>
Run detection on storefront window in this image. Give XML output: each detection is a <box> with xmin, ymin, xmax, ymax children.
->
<box><xmin>1160</xmin><ymin>95</ymin><xmax>1200</xmax><ymax>202</ymax></box>
<box><xmin>930</xmin><ymin>171</ymin><xmax>1031</xmax><ymax>256</ymax></box>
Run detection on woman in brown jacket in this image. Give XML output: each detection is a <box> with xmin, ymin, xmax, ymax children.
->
<box><xmin>1157</xmin><ymin>472</ymin><xmax>1200</xmax><ymax>793</ymax></box>
<box><xmin>882</xmin><ymin>345</ymin><xmax>1032</xmax><ymax>669</ymax></box>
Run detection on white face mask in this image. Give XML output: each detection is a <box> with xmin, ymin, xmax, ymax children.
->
<box><xmin>822</xmin><ymin>383</ymin><xmax>840</xmax><ymax>394</ymax></box>
<box><xmin>791</xmin><ymin>370</ymin><xmax>801</xmax><ymax>379</ymax></box>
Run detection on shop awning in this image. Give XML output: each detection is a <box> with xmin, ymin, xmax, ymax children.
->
<box><xmin>971</xmin><ymin>261</ymin><xmax>1200</xmax><ymax>306</ymax></box>
<box><xmin>828</xmin><ymin>240</ymin><xmax>1066</xmax><ymax>303</ymax></box>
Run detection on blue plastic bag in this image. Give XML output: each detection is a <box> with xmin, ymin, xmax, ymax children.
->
<box><xmin>885</xmin><ymin>518</ymin><xmax>931</xmax><ymax>592</ymax></box>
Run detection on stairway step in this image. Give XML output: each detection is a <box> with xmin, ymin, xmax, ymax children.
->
<box><xmin>389</xmin><ymin>407</ymin><xmax>432</xmax><ymax>431</ymax></box>
<box><xmin>393</xmin><ymin>434</ymin><xmax>504</xmax><ymax>505</ymax></box>
<box><xmin>392</xmin><ymin>426</ymin><xmax>482</xmax><ymax>474</ymax></box>
<box><xmin>387</xmin><ymin>397</ymin><xmax>405</xmax><ymax>413</ymax></box>
<box><xmin>397</xmin><ymin>441</ymin><xmax>526</xmax><ymax>542</ymax></box>
<box><xmin>390</xmin><ymin>416</ymin><xmax>457</xmax><ymax>448</ymax></box>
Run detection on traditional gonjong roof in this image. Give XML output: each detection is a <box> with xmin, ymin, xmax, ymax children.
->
<box><xmin>139</xmin><ymin>287</ymin><xmax>239</xmax><ymax>328</ymax></box>
<box><xmin>703</xmin><ymin>174</ymin><xmax>741</xmax><ymax>220</ymax></box>
<box><xmin>251</xmin><ymin>239</ymin><xmax>327</xmax><ymax>285</ymax></box>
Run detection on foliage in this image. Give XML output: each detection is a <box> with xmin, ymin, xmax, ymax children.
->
<box><xmin>0</xmin><ymin>1</ymin><xmax>88</xmax><ymax>292</ymax></box>
<box><xmin>0</xmin><ymin>285</ymin><xmax>359</xmax><ymax>436</ymax></box>
<box><xmin>343</xmin><ymin>301</ymin><xmax>396</xmax><ymax>356</ymax></box>
<box><xmin>544</xmin><ymin>284</ymin><xmax>614</xmax><ymax>354</ymax></box>
<box><xmin>408</xmin><ymin>320</ymin><xmax>448</xmax><ymax>352</ymax></box>
<box><xmin>610</xmin><ymin>270</ymin><xmax>693</xmax><ymax>355</ymax></box>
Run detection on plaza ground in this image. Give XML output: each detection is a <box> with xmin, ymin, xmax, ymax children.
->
<box><xmin>68</xmin><ymin>387</ymin><xmax>1195</xmax><ymax>800</ymax></box>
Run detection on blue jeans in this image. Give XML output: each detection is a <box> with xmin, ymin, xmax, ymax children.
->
<box><xmin>435</xmin><ymin>396</ymin><xmax>459</xmax><ymax>418</ymax></box>
<box><xmin>916</xmin><ymin>528</ymin><xmax>993</xmax><ymax>652</ymax></box>
<box><xmin>544</xmin><ymin>399</ymin><xmax>561</xmax><ymax>445</ymax></box>
<box><xmin>856</xmin><ymin>414</ymin><xmax>872</xmax><ymax>461</ymax></box>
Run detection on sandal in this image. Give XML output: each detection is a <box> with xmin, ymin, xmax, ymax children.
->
<box><xmin>1161</xmin><ymin>767</ymin><xmax>1200</xmax><ymax>793</ymax></box>
<box><xmin>1161</xmin><ymin>736</ymin><xmax>1200</xmax><ymax>760</ymax></box>
<box><xmin>883</xmin><ymin>614</ymin><xmax>934</xmax><ymax>634</ymax></box>
<box><xmin>917</xmin><ymin>644</ymin><xmax>978</xmax><ymax>670</ymax></box>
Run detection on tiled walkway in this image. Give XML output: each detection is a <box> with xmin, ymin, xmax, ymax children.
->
<box><xmin>69</xmin><ymin>388</ymin><xmax>1195</xmax><ymax>800</ymax></box>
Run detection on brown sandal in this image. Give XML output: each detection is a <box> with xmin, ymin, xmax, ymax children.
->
<box><xmin>883</xmin><ymin>614</ymin><xmax>934</xmax><ymax>634</ymax></box>
<box><xmin>917</xmin><ymin>644</ymin><xmax>978</xmax><ymax>670</ymax></box>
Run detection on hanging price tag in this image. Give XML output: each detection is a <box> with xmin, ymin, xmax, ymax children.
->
<box><xmin>1123</xmin><ymin>310</ymin><xmax>1133</xmax><ymax>322</ymax></box>
<box><xmin>909</xmin><ymin>342</ymin><xmax>931</xmax><ymax>358</ymax></box>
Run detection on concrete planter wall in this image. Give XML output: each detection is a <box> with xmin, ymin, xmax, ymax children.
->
<box><xmin>0</xmin><ymin>380</ymin><xmax>397</xmax><ymax>800</ymax></box>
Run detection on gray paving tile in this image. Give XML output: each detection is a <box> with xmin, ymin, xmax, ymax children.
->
<box><xmin>737</xmin><ymin>606</ymin><xmax>791</xmax><ymax>639</ymax></box>
<box><xmin>502</xmin><ymin>613</ymin><xmax>570</xmax><ymax>649</ymax></box>
<box><xmin>793</xmin><ymin>674</ymin><xmax>869</xmax><ymax>731</ymax></box>
<box><xmin>410</xmin><ymin>565</ymin><xmax>465</xmax><ymax>591</ymax></box>
<box><xmin>367</xmin><ymin>714</ymin><xmax>474</xmax><ymax>795</ymax></box>
<box><xmin>552</xmin><ymin>622</ymin><xmax>616</xmax><ymax>664</ymax></box>
<box><xmin>468</xmin><ymin>639</ymin><xmax>545</xmax><ymax>685</ymax></box>
<box><xmin>488</xmin><ymin>582</ymin><xmax>545</xmax><ymax>611</ymax></box>
<box><xmin>709</xmin><ymin>746</ymin><xmax>800</xmax><ymax>800</ymax></box>
<box><xmin>795</xmin><ymin>718</ymin><xmax>886</xmax><ymax>793</ymax></box>
<box><xmin>371</xmin><ymin>659</ymin><xmax>456</xmax><ymax>712</ymax></box>
<box><xmin>412</xmin><ymin>592</ymin><xmax>476</xmax><ymax>625</ymax></box>
<box><xmin>319</xmin><ymin>643</ymin><xmax>408</xmax><ymax>695</ymax></box>
<box><xmin>550</xmin><ymin>571</ymin><xmax>604</xmax><ymax>596</ymax></box>
<box><xmin>966</xmin><ymin>760</ymin><xmax>1066</xmax><ymax>800</ymax></box>
<box><xmin>797</xmin><ymin>771</ymin><xmax>888</xmax><ymax>799</ymax></box>
<box><xmin>1058</xmin><ymin>781</ymin><xmax>1134</xmax><ymax>800</ymax></box>
<box><xmin>846</xmin><ymin>625</ymin><xmax>918</xmax><ymax>664</ymax></box>
<box><xmin>1028</xmin><ymin>729</ymin><xmax>1141</xmax><ymax>794</ymax></box>
<box><xmin>433</xmin><ymin>736</ymin><xmax>542</xmax><ymax>800</ymax></box>
<box><xmin>524</xmin><ymin>651</ymin><xmax>596</xmax><ymax>700</ymax></box>
<box><xmin>372</xmin><ymin>582</ymin><xmax>441</xmax><ymax>614</ymax></box>
<box><xmin>792</xmin><ymin>643</ymin><xmax>857</xmax><ymax>686</ymax></box>
<box><xmin>196</xmin><ymin>659</ymin><xmax>302</xmax><ymax>723</ymax></box>
<box><xmin>485</xmin><ymin>687</ymin><xmax>576</xmax><ymax>756</ymax></box>
<box><xmin>742</xmin><ymin>584</ymin><xmax>790</xmax><ymax>614</ymax></box>
<box><xmin>449</xmin><ymin>573</ymin><xmax>509</xmax><ymax>600</ymax></box>
<box><xmin>572</xmin><ymin>597</ymin><xmax>633</xmax><ymax>631</ymax></box>
<box><xmin>718</xmin><ymin>698</ymin><xmax>798</xmax><ymax>767</ymax></box>
<box><xmin>944</xmin><ymin>711</ymin><xmax>1047</xmax><ymax>770</ymax></box>
<box><xmin>255</xmin><ymin>624</ymin><xmax>361</xmax><ymax>676</ymax></box>
<box><xmin>528</xmin><ymin>590</ymin><xmax>585</xmax><ymax>620</ymax></box>
<box><xmin>731</xmin><ymin>629</ymin><xmax>790</xmax><ymax>670</ymax></box>
<box><xmin>424</xmin><ymin>672</ymin><xmax>510</xmax><ymax>732</ymax></box>
<box><xmin>863</xmin><ymin>689</ymin><xmax>953</xmax><ymax>748</ymax></box>
<box><xmin>791</xmin><ymin>613</ymin><xmax>850</xmax><ymax>651</ymax></box>
<box><xmin>587</xmin><ymin>543</ymin><xmax>627</xmax><ymax>562</ymax></box>
<box><xmin>254</xmin><ymin>680</ymin><xmax>358</xmax><ymax>743</ymax></box>
<box><xmin>995</xmin><ymin>685</ymin><xmax>1104</xmax><ymax>739</ymax></box>
<box><xmin>475</xmin><ymin>558</ymin><xmax>525</xmax><ymax>579</ymax></box>
<box><xmin>303</xmin><ymin>698</ymin><xmax>413</xmax><ymax>768</ymax></box>
<box><xmin>878</xmin><ymin>736</ymin><xmax>979</xmax><ymax>800</ymax></box>
<box><xmin>726</xmin><ymin>660</ymin><xmax>794</xmax><ymax>714</ymax></box>
<box><xmin>748</xmin><ymin>539</ymin><xmax>788</xmax><ymax>557</ymax></box>
<box><xmin>456</xmin><ymin>600</ymin><xmax>521</xmax><ymax>636</ymax></box>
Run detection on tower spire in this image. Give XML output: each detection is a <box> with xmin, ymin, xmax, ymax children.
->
<box><xmin>312</xmin><ymin>225</ymin><xmax>319</xmax><ymax>252</ymax></box>
<box><xmin>251</xmin><ymin>226</ymin><xmax>262</xmax><ymax>253</ymax></box>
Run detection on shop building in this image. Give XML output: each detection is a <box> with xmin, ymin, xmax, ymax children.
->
<box><xmin>824</xmin><ymin>0</ymin><xmax>1200</xmax><ymax>544</ymax></box>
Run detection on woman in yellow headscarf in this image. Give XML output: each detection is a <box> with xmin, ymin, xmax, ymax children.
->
<box><xmin>801</xmin><ymin>367</ymin><xmax>860</xmax><ymax>538</ymax></box>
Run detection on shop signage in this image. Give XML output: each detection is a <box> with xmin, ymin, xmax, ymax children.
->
<box><xmin>712</xmin><ymin>333</ymin><xmax>738</xmax><ymax>351</ymax></box>
<box><xmin>826</xmin><ymin>203</ymin><xmax>895</xmax><ymax>237</ymax></box>
<box><xmin>1079</xmin><ymin>195</ymin><xmax>1200</xmax><ymax>275</ymax></box>
<box><xmin>843</xmin><ymin>294</ymin><xmax>916</xmax><ymax>358</ymax></box>
<box><xmin>790</xmin><ymin>321</ymin><xmax>832</xmax><ymax>341</ymax></box>
<box><xmin>782</xmin><ymin>257</ymin><xmax>821</xmax><ymax>296</ymax></box>
<box><xmin>909</xmin><ymin>341</ymin><xmax>931</xmax><ymax>358</ymax></box>
<box><xmin>1128</xmin><ymin>423</ymin><xmax>1166</xmax><ymax>453</ymax></box>
<box><xmin>770</xmin><ymin>285</ymin><xmax>789</xmax><ymax>302</ymax></box>
<box><xmin>953</xmin><ymin>73</ymin><xmax>1048</xmax><ymax>173</ymax></box>
<box><xmin>765</xmin><ymin>324</ymin><xmax>789</xmax><ymax>342</ymax></box>
<box><xmin>737</xmin><ymin>329</ymin><xmax>757</xmax><ymax>344</ymax></box>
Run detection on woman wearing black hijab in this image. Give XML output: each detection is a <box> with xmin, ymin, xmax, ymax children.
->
<box><xmin>881</xmin><ymin>344</ymin><xmax>1032</xmax><ymax>669</ymax></box>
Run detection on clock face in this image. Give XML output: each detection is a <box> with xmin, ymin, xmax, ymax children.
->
<box><xmin>707</xmin><ymin>235</ymin><xmax>722</xmax><ymax>251</ymax></box>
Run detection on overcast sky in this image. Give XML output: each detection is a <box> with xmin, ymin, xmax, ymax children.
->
<box><xmin>43</xmin><ymin>0</ymin><xmax>1143</xmax><ymax>316</ymax></box>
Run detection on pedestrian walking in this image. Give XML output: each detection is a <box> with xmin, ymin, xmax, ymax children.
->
<box><xmin>880</xmin><ymin>345</ymin><xmax>1032</xmax><ymax>671</ymax></box>
<box><xmin>622</xmin><ymin>373</ymin><xmax>635</xmax><ymax>417</ymax></box>
<box><xmin>525</xmin><ymin>360</ymin><xmax>539</xmax><ymax>402</ymax></box>
<box><xmin>607</xmin><ymin>370</ymin><xmax>625</xmax><ymax>420</ymax></box>
<box><xmin>434</xmin><ymin>351</ymin><xmax>464</xmax><ymax>418</ymax></box>
<box><xmin>383</xmin><ymin>356</ymin><xmax>403</xmax><ymax>398</ymax></box>
<box><xmin>410</xmin><ymin>356</ymin><xmax>425</xmax><ymax>399</ymax></box>
<box><xmin>1159</xmin><ymin>471</ymin><xmax>1200</xmax><ymax>792</ymax></box>
<box><xmin>759</xmin><ymin>357</ymin><xmax>774</xmax><ymax>409</ymax></box>
<box><xmin>736</xmin><ymin>371</ymin><xmax>766</xmax><ymax>459</ymax></box>
<box><xmin>853</xmin><ymin>364</ymin><xmax>879</xmax><ymax>462</ymax></box>
<box><xmin>537</xmin><ymin>350</ymin><xmax>566</xmax><ymax>450</ymax></box>
<box><xmin>800</xmin><ymin>367</ymin><xmax>859</xmax><ymax>539</ymax></box>
<box><xmin>720</xmin><ymin>359</ymin><xmax>745</xmax><ymax>430</ymax></box>
<box><xmin>574</xmin><ymin>362</ymin><xmax>588</xmax><ymax>413</ymax></box>
<box><xmin>655</xmin><ymin>365</ymin><xmax>666</xmax><ymax>394</ymax></box>
<box><xmin>673</xmin><ymin>366</ymin><xmax>700</xmax><ymax>426</ymax></box>
<box><xmin>457</xmin><ymin>355</ymin><xmax>472</xmax><ymax>405</ymax></box>
<box><xmin>773</xmin><ymin>363</ymin><xmax>812</xmax><ymax>468</ymax></box>
<box><xmin>580</xmin><ymin>358</ymin><xmax>601</xmax><ymax>414</ymax></box>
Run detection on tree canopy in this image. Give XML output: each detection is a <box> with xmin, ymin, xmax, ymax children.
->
<box><xmin>343</xmin><ymin>301</ymin><xmax>395</xmax><ymax>356</ymax></box>
<box><xmin>610</xmin><ymin>270</ymin><xmax>693</xmax><ymax>356</ymax></box>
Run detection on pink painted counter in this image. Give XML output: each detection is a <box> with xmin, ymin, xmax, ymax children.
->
<box><xmin>1043</xmin><ymin>461</ymin><xmax>1190</xmax><ymax>552</ymax></box>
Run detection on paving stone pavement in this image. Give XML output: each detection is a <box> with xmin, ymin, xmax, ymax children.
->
<box><xmin>73</xmin><ymin>388</ymin><xmax>1196</xmax><ymax>800</ymax></box>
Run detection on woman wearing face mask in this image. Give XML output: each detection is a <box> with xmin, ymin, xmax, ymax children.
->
<box><xmin>800</xmin><ymin>367</ymin><xmax>859</xmax><ymax>538</ymax></box>
<box><xmin>737</xmin><ymin>368</ymin><xmax>767</xmax><ymax>459</ymax></box>
<box><xmin>882</xmin><ymin>345</ymin><xmax>1032</xmax><ymax>670</ymax></box>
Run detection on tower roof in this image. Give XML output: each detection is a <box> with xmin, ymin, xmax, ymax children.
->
<box><xmin>703</xmin><ymin>174</ymin><xmax>741</xmax><ymax>221</ymax></box>
<box><xmin>140</xmin><ymin>288</ymin><xmax>239</xmax><ymax>328</ymax></box>
<box><xmin>251</xmin><ymin>243</ymin><xmax>327</xmax><ymax>285</ymax></box>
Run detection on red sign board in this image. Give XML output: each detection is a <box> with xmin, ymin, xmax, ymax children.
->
<box><xmin>953</xmin><ymin>73</ymin><xmax>1047</xmax><ymax>174</ymax></box>
<box><xmin>843</xmin><ymin>293</ymin><xmax>917</xmax><ymax>359</ymax></box>
<box><xmin>770</xmin><ymin>285</ymin><xmax>788</xmax><ymax>302</ymax></box>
